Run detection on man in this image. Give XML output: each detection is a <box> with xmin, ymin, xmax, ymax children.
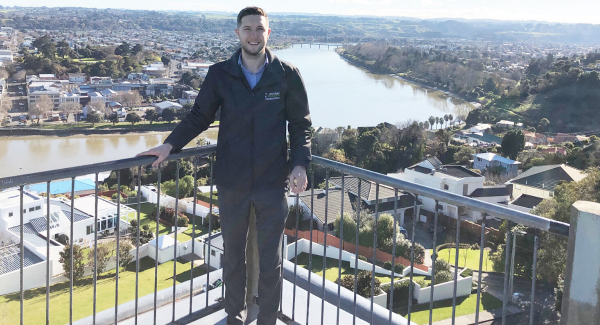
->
<box><xmin>137</xmin><ymin>7</ymin><xmax>311</xmax><ymax>325</ymax></box>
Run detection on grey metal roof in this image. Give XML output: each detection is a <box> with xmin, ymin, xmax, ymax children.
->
<box><xmin>469</xmin><ymin>186</ymin><xmax>510</xmax><ymax>198</ymax></box>
<box><xmin>298</xmin><ymin>188</ymin><xmax>353</xmax><ymax>225</ymax></box>
<box><xmin>511</xmin><ymin>194</ymin><xmax>544</xmax><ymax>209</ymax></box>
<box><xmin>61</xmin><ymin>209</ymin><xmax>92</xmax><ymax>223</ymax></box>
<box><xmin>509</xmin><ymin>164</ymin><xmax>585</xmax><ymax>191</ymax></box>
<box><xmin>29</xmin><ymin>216</ymin><xmax>49</xmax><ymax>233</ymax></box>
<box><xmin>206</xmin><ymin>232</ymin><xmax>224</xmax><ymax>251</ymax></box>
<box><xmin>8</xmin><ymin>223</ymin><xmax>55</xmax><ymax>248</ymax></box>
<box><xmin>328</xmin><ymin>176</ymin><xmax>396</xmax><ymax>202</ymax></box>
<box><xmin>0</xmin><ymin>244</ymin><xmax>44</xmax><ymax>275</ymax></box>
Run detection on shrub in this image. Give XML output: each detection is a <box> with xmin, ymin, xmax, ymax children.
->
<box><xmin>434</xmin><ymin>259</ymin><xmax>452</xmax><ymax>274</ymax></box>
<box><xmin>357</xmin><ymin>255</ymin><xmax>367</xmax><ymax>261</ymax></box>
<box><xmin>172</xmin><ymin>214</ymin><xmax>189</xmax><ymax>227</ymax></box>
<box><xmin>434</xmin><ymin>270</ymin><xmax>453</xmax><ymax>284</ymax></box>
<box><xmin>336</xmin><ymin>271</ymin><xmax>381</xmax><ymax>298</ymax></box>
<box><xmin>414</xmin><ymin>278</ymin><xmax>427</xmax><ymax>288</ymax></box>
<box><xmin>461</xmin><ymin>268</ymin><xmax>473</xmax><ymax>277</ymax></box>
<box><xmin>383</xmin><ymin>261</ymin><xmax>392</xmax><ymax>270</ymax></box>
<box><xmin>394</xmin><ymin>264</ymin><xmax>404</xmax><ymax>274</ymax></box>
<box><xmin>470</xmin><ymin>243</ymin><xmax>480</xmax><ymax>250</ymax></box>
<box><xmin>381</xmin><ymin>280</ymin><xmax>411</xmax><ymax>305</ymax></box>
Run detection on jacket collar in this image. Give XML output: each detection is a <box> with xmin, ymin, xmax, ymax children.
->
<box><xmin>223</xmin><ymin>48</ymin><xmax>285</xmax><ymax>89</ymax></box>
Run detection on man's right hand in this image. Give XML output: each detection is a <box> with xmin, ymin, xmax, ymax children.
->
<box><xmin>136</xmin><ymin>143</ymin><xmax>173</xmax><ymax>168</ymax></box>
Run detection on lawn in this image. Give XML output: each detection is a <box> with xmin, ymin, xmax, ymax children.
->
<box><xmin>134</xmin><ymin>202</ymin><xmax>211</xmax><ymax>243</ymax></box>
<box><xmin>290</xmin><ymin>253</ymin><xmax>394</xmax><ymax>285</ymax></box>
<box><xmin>394</xmin><ymin>292</ymin><xmax>503</xmax><ymax>324</ymax></box>
<box><xmin>437</xmin><ymin>248</ymin><xmax>494</xmax><ymax>272</ymax></box>
<box><xmin>0</xmin><ymin>257</ymin><xmax>207</xmax><ymax>325</ymax></box>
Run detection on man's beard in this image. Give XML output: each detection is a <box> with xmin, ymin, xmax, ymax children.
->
<box><xmin>241</xmin><ymin>42</ymin><xmax>265</xmax><ymax>58</ymax></box>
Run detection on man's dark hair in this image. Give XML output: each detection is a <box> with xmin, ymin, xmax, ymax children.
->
<box><xmin>237</xmin><ymin>7</ymin><xmax>268</xmax><ymax>27</ymax></box>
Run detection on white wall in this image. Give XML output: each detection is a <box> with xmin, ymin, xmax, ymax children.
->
<box><xmin>0</xmin><ymin>260</ymin><xmax>50</xmax><ymax>296</ymax></box>
<box><xmin>286</xmin><ymin>239</ymin><xmax>404</xmax><ymax>278</ymax></box>
<box><xmin>204</xmin><ymin>243</ymin><xmax>223</xmax><ymax>270</ymax></box>
<box><xmin>139</xmin><ymin>186</ymin><xmax>211</xmax><ymax>224</ymax></box>
<box><xmin>416</xmin><ymin>276</ymin><xmax>472</xmax><ymax>303</ymax></box>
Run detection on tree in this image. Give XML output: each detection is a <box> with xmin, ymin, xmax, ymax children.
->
<box><xmin>453</xmin><ymin>146</ymin><xmax>476</xmax><ymax>164</ymax></box>
<box><xmin>500</xmin><ymin>130</ymin><xmax>525</xmax><ymax>160</ymax></box>
<box><xmin>286</xmin><ymin>204</ymin><xmax>304</xmax><ymax>230</ymax></box>
<box><xmin>118</xmin><ymin>240</ymin><xmax>134</xmax><ymax>272</ymax></box>
<box><xmin>428</xmin><ymin>116</ymin><xmax>435</xmax><ymax>130</ymax></box>
<box><xmin>448</xmin><ymin>114</ymin><xmax>454</xmax><ymax>126</ymax></box>
<box><xmin>108</xmin><ymin>113</ymin><xmax>120</xmax><ymax>125</ymax></box>
<box><xmin>161</xmin><ymin>55</ymin><xmax>171</xmax><ymax>67</ymax></box>
<box><xmin>336</xmin><ymin>270</ymin><xmax>382</xmax><ymax>298</ymax></box>
<box><xmin>116</xmin><ymin>91</ymin><xmax>142</xmax><ymax>108</ymax></box>
<box><xmin>334</xmin><ymin>212</ymin><xmax>357</xmax><ymax>243</ymax></box>
<box><xmin>58</xmin><ymin>102</ymin><xmax>80</xmax><ymax>121</ymax></box>
<box><xmin>423</xmin><ymin>121</ymin><xmax>429</xmax><ymax>130</ymax></box>
<box><xmin>30</xmin><ymin>95</ymin><xmax>54</xmax><ymax>124</ymax></box>
<box><xmin>114</xmin><ymin>42</ymin><xmax>131</xmax><ymax>56</ymax></box>
<box><xmin>162</xmin><ymin>108</ymin><xmax>176</xmax><ymax>123</ymax></box>
<box><xmin>131</xmin><ymin>44</ymin><xmax>143</xmax><ymax>55</ymax></box>
<box><xmin>444</xmin><ymin>114</ymin><xmax>449</xmax><ymax>128</ymax></box>
<box><xmin>145</xmin><ymin>109</ymin><xmax>158</xmax><ymax>124</ymax></box>
<box><xmin>87</xmin><ymin>241</ymin><xmax>112</xmax><ymax>275</ymax></box>
<box><xmin>435</xmin><ymin>129</ymin><xmax>452</xmax><ymax>151</ymax></box>
<box><xmin>87</xmin><ymin>111</ymin><xmax>102</xmax><ymax>126</ymax></box>
<box><xmin>125</xmin><ymin>113</ymin><xmax>141</xmax><ymax>125</ymax></box>
<box><xmin>59</xmin><ymin>244</ymin><xmax>86</xmax><ymax>282</ymax></box>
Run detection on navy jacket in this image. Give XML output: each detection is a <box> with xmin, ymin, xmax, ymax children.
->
<box><xmin>164</xmin><ymin>48</ymin><xmax>312</xmax><ymax>191</ymax></box>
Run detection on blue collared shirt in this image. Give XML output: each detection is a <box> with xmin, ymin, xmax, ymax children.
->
<box><xmin>238</xmin><ymin>54</ymin><xmax>269</xmax><ymax>89</ymax></box>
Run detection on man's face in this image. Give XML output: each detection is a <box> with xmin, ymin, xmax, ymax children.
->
<box><xmin>236</xmin><ymin>15</ymin><xmax>271</xmax><ymax>57</ymax></box>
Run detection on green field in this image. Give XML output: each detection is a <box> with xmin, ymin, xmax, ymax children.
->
<box><xmin>291</xmin><ymin>253</ymin><xmax>394</xmax><ymax>285</ymax></box>
<box><xmin>0</xmin><ymin>257</ymin><xmax>206</xmax><ymax>325</ymax></box>
<box><xmin>437</xmin><ymin>248</ymin><xmax>494</xmax><ymax>272</ymax></box>
<box><xmin>395</xmin><ymin>292</ymin><xmax>503</xmax><ymax>324</ymax></box>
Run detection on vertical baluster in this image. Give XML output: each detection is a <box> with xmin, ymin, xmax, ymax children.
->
<box><xmin>370</xmin><ymin>184</ymin><xmax>379</xmax><ymax>325</ymax></box>
<box><xmin>529</xmin><ymin>231</ymin><xmax>539</xmax><ymax>325</ymax></box>
<box><xmin>46</xmin><ymin>182</ymin><xmax>51</xmax><ymax>325</ymax></box>
<box><xmin>352</xmin><ymin>179</ymin><xmax>362</xmax><ymax>325</ymax></box>
<box><xmin>502</xmin><ymin>222</ymin><xmax>512</xmax><ymax>325</ymax></box>
<box><xmin>93</xmin><ymin>175</ymin><xmax>99</xmax><ymax>324</ymax></box>
<box><xmin>172</xmin><ymin>161</ymin><xmax>180</xmax><ymax>322</ymax></box>
<box><xmin>135</xmin><ymin>167</ymin><xmax>142</xmax><ymax>324</ymax></box>
<box><xmin>321</xmin><ymin>170</ymin><xmax>330</xmax><ymax>325</ymax></box>
<box><xmin>206</xmin><ymin>154</ymin><xmax>214</xmax><ymax>307</ymax></box>
<box><xmin>474</xmin><ymin>213</ymin><xmax>487</xmax><ymax>324</ymax></box>
<box><xmin>337</xmin><ymin>174</ymin><xmax>345</xmax><ymax>325</ymax></box>
<box><xmin>451</xmin><ymin>213</ymin><xmax>461</xmax><ymax>325</ymax></box>
<box><xmin>153</xmin><ymin>167</ymin><xmax>162</xmax><ymax>324</ymax></box>
<box><xmin>70</xmin><ymin>178</ymin><xmax>75</xmax><ymax>325</ymax></box>
<box><xmin>428</xmin><ymin>200</ymin><xmax>440</xmax><ymax>325</ymax></box>
<box><xmin>19</xmin><ymin>186</ymin><xmax>24</xmax><ymax>325</ymax></box>
<box><xmin>115</xmin><ymin>171</ymin><xmax>121</xmax><ymax>324</ymax></box>
<box><xmin>389</xmin><ymin>189</ymin><xmax>399</xmax><ymax>324</ymax></box>
<box><xmin>306</xmin><ymin>171</ymin><xmax>315</xmax><ymax>323</ymax></box>
<box><xmin>408</xmin><ymin>194</ymin><xmax>418</xmax><ymax>325</ymax></box>
<box><xmin>190</xmin><ymin>157</ymin><xmax>199</xmax><ymax>314</ymax></box>
<box><xmin>292</xmin><ymin>190</ymin><xmax>300</xmax><ymax>322</ymax></box>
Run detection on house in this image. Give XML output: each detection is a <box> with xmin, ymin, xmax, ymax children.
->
<box><xmin>507</xmin><ymin>194</ymin><xmax>544</xmax><ymax>212</ymax></box>
<box><xmin>523</xmin><ymin>131</ymin><xmax>548</xmax><ymax>146</ymax></box>
<box><xmin>148</xmin><ymin>235</ymin><xmax>180</xmax><ymax>264</ymax></box>
<box><xmin>127</xmin><ymin>73</ymin><xmax>149</xmax><ymax>81</ymax></box>
<box><xmin>460</xmin><ymin>132</ymin><xmax>502</xmax><ymax>147</ymax></box>
<box><xmin>473</xmin><ymin>153</ymin><xmax>520</xmax><ymax>178</ymax></box>
<box><xmin>68</xmin><ymin>73</ymin><xmax>86</xmax><ymax>84</ymax></box>
<box><xmin>538</xmin><ymin>147</ymin><xmax>567</xmax><ymax>155</ymax></box>
<box><xmin>314</xmin><ymin>127</ymin><xmax>340</xmax><ymax>144</ymax></box>
<box><xmin>552</xmin><ymin>133</ymin><xmax>589</xmax><ymax>144</ymax></box>
<box><xmin>143</xmin><ymin>62</ymin><xmax>167</xmax><ymax>77</ymax></box>
<box><xmin>203</xmin><ymin>232</ymin><xmax>224</xmax><ymax>270</ymax></box>
<box><xmin>100</xmin><ymin>88</ymin><xmax>117</xmax><ymax>100</ymax></box>
<box><xmin>329</xmin><ymin>176</ymin><xmax>421</xmax><ymax>225</ymax></box>
<box><xmin>295</xmin><ymin>187</ymin><xmax>353</xmax><ymax>232</ymax></box>
<box><xmin>178</xmin><ymin>90</ymin><xmax>198</xmax><ymax>105</ymax></box>
<box><xmin>468</xmin><ymin>123</ymin><xmax>492</xmax><ymax>133</ymax></box>
<box><xmin>468</xmin><ymin>186</ymin><xmax>511</xmax><ymax>205</ymax></box>
<box><xmin>0</xmin><ymin>49</ymin><xmax>13</xmax><ymax>62</ymax></box>
<box><xmin>506</xmin><ymin>164</ymin><xmax>586</xmax><ymax>200</ymax></box>
<box><xmin>389</xmin><ymin>157</ymin><xmax>487</xmax><ymax>221</ymax></box>
<box><xmin>154</xmin><ymin>101</ymin><xmax>183</xmax><ymax>113</ymax></box>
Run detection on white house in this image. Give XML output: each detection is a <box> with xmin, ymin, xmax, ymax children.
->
<box><xmin>473</xmin><ymin>153</ymin><xmax>520</xmax><ymax>178</ymax></box>
<box><xmin>506</xmin><ymin>164</ymin><xmax>586</xmax><ymax>200</ymax></box>
<box><xmin>178</xmin><ymin>90</ymin><xmax>198</xmax><ymax>105</ymax></box>
<box><xmin>148</xmin><ymin>235</ymin><xmax>180</xmax><ymax>264</ymax></box>
<box><xmin>203</xmin><ymin>232</ymin><xmax>224</xmax><ymax>270</ymax></box>
<box><xmin>68</xmin><ymin>73</ymin><xmax>86</xmax><ymax>84</ymax></box>
<box><xmin>388</xmin><ymin>157</ymin><xmax>486</xmax><ymax>221</ymax></box>
<box><xmin>154</xmin><ymin>101</ymin><xmax>183</xmax><ymax>113</ymax></box>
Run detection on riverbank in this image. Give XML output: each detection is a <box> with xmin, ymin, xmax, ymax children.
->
<box><xmin>0</xmin><ymin>123</ymin><xmax>218</xmax><ymax>137</ymax></box>
<box><xmin>336</xmin><ymin>50</ymin><xmax>480</xmax><ymax>109</ymax></box>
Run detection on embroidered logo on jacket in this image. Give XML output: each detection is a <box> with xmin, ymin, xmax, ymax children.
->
<box><xmin>265</xmin><ymin>92</ymin><xmax>281</xmax><ymax>101</ymax></box>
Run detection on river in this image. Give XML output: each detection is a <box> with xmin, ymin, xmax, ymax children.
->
<box><xmin>1</xmin><ymin>44</ymin><xmax>474</xmax><ymax>178</ymax></box>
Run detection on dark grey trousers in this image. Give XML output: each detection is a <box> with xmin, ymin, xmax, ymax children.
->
<box><xmin>217</xmin><ymin>186</ymin><xmax>289</xmax><ymax>325</ymax></box>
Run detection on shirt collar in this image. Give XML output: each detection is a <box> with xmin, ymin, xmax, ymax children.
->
<box><xmin>238</xmin><ymin>53</ymin><xmax>269</xmax><ymax>74</ymax></box>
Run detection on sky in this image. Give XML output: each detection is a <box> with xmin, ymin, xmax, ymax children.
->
<box><xmin>7</xmin><ymin>1</ymin><xmax>600</xmax><ymax>25</ymax></box>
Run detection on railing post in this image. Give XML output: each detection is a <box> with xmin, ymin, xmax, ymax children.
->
<box><xmin>246</xmin><ymin>206</ymin><xmax>259</xmax><ymax>322</ymax></box>
<box><xmin>560</xmin><ymin>201</ymin><xmax>600</xmax><ymax>325</ymax></box>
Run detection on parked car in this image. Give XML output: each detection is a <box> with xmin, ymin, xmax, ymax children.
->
<box><xmin>399</xmin><ymin>226</ymin><xmax>408</xmax><ymax>239</ymax></box>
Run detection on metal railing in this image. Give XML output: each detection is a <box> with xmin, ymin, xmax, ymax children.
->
<box><xmin>0</xmin><ymin>145</ymin><xmax>571</xmax><ymax>325</ymax></box>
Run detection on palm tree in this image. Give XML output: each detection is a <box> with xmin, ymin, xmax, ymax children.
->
<box><xmin>444</xmin><ymin>115</ymin><xmax>449</xmax><ymax>128</ymax></box>
<box><xmin>449</xmin><ymin>114</ymin><xmax>454</xmax><ymax>126</ymax></box>
<box><xmin>434</xmin><ymin>117</ymin><xmax>439</xmax><ymax>129</ymax></box>
<box><xmin>424</xmin><ymin>121</ymin><xmax>430</xmax><ymax>130</ymax></box>
<box><xmin>428</xmin><ymin>116</ymin><xmax>435</xmax><ymax>130</ymax></box>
